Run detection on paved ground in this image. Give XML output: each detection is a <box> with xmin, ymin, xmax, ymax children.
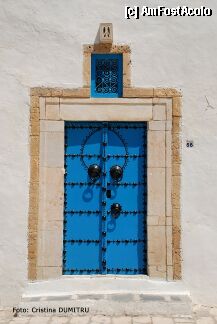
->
<box><xmin>1</xmin><ymin>305</ymin><xmax>217</xmax><ymax>324</ymax></box>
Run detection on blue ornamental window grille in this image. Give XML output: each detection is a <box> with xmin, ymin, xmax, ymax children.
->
<box><xmin>91</xmin><ymin>54</ymin><xmax>123</xmax><ymax>98</ymax></box>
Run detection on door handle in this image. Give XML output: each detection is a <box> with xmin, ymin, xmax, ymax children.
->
<box><xmin>110</xmin><ymin>165</ymin><xmax>123</xmax><ymax>181</ymax></box>
<box><xmin>111</xmin><ymin>203</ymin><xmax>122</xmax><ymax>218</ymax></box>
<box><xmin>88</xmin><ymin>164</ymin><xmax>101</xmax><ymax>180</ymax></box>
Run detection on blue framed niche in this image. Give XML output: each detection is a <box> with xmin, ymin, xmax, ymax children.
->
<box><xmin>91</xmin><ymin>54</ymin><xmax>123</xmax><ymax>98</ymax></box>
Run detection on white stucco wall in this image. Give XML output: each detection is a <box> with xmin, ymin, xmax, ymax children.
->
<box><xmin>0</xmin><ymin>0</ymin><xmax>217</xmax><ymax>306</ymax></box>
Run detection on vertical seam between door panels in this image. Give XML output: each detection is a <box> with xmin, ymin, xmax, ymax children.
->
<box><xmin>102</xmin><ymin>123</ymin><xmax>108</xmax><ymax>274</ymax></box>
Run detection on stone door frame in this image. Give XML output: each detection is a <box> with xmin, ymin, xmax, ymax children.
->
<box><xmin>28</xmin><ymin>89</ymin><xmax>182</xmax><ymax>281</ymax></box>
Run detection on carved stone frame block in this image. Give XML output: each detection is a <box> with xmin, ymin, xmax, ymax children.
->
<box><xmin>28</xmin><ymin>94</ymin><xmax>181</xmax><ymax>281</ymax></box>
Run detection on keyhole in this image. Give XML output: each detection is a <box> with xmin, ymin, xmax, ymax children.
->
<box><xmin>106</xmin><ymin>190</ymin><xmax>111</xmax><ymax>198</ymax></box>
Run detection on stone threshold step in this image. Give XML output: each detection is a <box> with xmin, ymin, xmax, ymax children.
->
<box><xmin>22</xmin><ymin>277</ymin><xmax>190</xmax><ymax>299</ymax></box>
<box><xmin>18</xmin><ymin>293</ymin><xmax>192</xmax><ymax>316</ymax></box>
<box><xmin>22</xmin><ymin>293</ymin><xmax>190</xmax><ymax>302</ymax></box>
<box><xmin>19</xmin><ymin>278</ymin><xmax>192</xmax><ymax>316</ymax></box>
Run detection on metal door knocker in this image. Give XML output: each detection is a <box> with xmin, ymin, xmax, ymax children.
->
<box><xmin>88</xmin><ymin>164</ymin><xmax>101</xmax><ymax>180</ymax></box>
<box><xmin>111</xmin><ymin>203</ymin><xmax>122</xmax><ymax>218</ymax></box>
<box><xmin>110</xmin><ymin>165</ymin><xmax>123</xmax><ymax>181</ymax></box>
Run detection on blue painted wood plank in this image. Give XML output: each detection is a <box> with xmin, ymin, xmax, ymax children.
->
<box><xmin>63</xmin><ymin>121</ymin><xmax>147</xmax><ymax>275</ymax></box>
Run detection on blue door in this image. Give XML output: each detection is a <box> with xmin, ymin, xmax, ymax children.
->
<box><xmin>63</xmin><ymin>122</ymin><xmax>147</xmax><ymax>275</ymax></box>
